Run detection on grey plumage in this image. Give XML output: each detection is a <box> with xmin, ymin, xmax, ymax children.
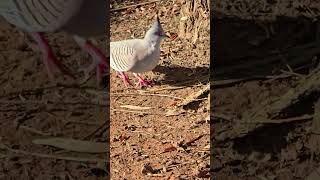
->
<box><xmin>110</xmin><ymin>15</ymin><xmax>167</xmax><ymax>87</ymax></box>
<box><xmin>0</xmin><ymin>0</ymin><xmax>84</xmax><ymax>32</ymax></box>
<box><xmin>0</xmin><ymin>0</ymin><xmax>108</xmax><ymax>83</ymax></box>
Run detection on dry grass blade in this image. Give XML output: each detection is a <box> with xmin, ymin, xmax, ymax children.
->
<box><xmin>140</xmin><ymin>86</ymin><xmax>187</xmax><ymax>92</ymax></box>
<box><xmin>111</xmin><ymin>108</ymin><xmax>150</xmax><ymax>115</ymax></box>
<box><xmin>110</xmin><ymin>0</ymin><xmax>160</xmax><ymax>12</ymax></box>
<box><xmin>241</xmin><ymin>114</ymin><xmax>313</xmax><ymax>124</ymax></box>
<box><xmin>32</xmin><ymin>137</ymin><xmax>108</xmax><ymax>153</ymax></box>
<box><xmin>212</xmin><ymin>74</ymin><xmax>295</xmax><ymax>88</ymax></box>
<box><xmin>112</xmin><ymin>92</ymin><xmax>185</xmax><ymax>100</ymax></box>
<box><xmin>177</xmin><ymin>83</ymin><xmax>209</xmax><ymax>107</ymax></box>
<box><xmin>120</xmin><ymin>105</ymin><xmax>153</xmax><ymax>110</ymax></box>
<box><xmin>244</xmin><ymin>65</ymin><xmax>320</xmax><ymax>122</ymax></box>
<box><xmin>165</xmin><ymin>109</ymin><xmax>185</xmax><ymax>117</ymax></box>
<box><xmin>223</xmin><ymin>65</ymin><xmax>320</xmax><ymax>141</ymax></box>
<box><xmin>0</xmin><ymin>143</ymin><xmax>108</xmax><ymax>163</ymax></box>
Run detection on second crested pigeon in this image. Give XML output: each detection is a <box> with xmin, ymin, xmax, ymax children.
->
<box><xmin>110</xmin><ymin>15</ymin><xmax>168</xmax><ymax>88</ymax></box>
<box><xmin>0</xmin><ymin>0</ymin><xmax>108</xmax><ymax>83</ymax></box>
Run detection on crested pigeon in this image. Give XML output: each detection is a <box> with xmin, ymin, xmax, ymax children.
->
<box><xmin>0</xmin><ymin>0</ymin><xmax>108</xmax><ymax>83</ymax></box>
<box><xmin>110</xmin><ymin>15</ymin><xmax>168</xmax><ymax>88</ymax></box>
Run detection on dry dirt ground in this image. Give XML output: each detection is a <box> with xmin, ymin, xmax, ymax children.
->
<box><xmin>0</xmin><ymin>15</ymin><xmax>109</xmax><ymax>179</ymax></box>
<box><xmin>213</xmin><ymin>14</ymin><xmax>320</xmax><ymax>179</ymax></box>
<box><xmin>110</xmin><ymin>0</ymin><xmax>210</xmax><ymax>179</ymax></box>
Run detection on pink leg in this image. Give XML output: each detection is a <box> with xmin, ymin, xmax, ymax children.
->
<box><xmin>30</xmin><ymin>32</ymin><xmax>75</xmax><ymax>80</ymax></box>
<box><xmin>133</xmin><ymin>73</ymin><xmax>154</xmax><ymax>88</ymax></box>
<box><xmin>83</xmin><ymin>41</ymin><xmax>109</xmax><ymax>85</ymax></box>
<box><xmin>117</xmin><ymin>72</ymin><xmax>132</xmax><ymax>87</ymax></box>
<box><xmin>73</xmin><ymin>36</ymin><xmax>108</xmax><ymax>85</ymax></box>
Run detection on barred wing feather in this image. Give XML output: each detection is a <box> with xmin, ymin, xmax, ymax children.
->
<box><xmin>0</xmin><ymin>0</ymin><xmax>84</xmax><ymax>32</ymax></box>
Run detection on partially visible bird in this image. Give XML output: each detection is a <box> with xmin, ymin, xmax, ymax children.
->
<box><xmin>0</xmin><ymin>0</ymin><xmax>108</xmax><ymax>84</ymax></box>
<box><xmin>110</xmin><ymin>15</ymin><xmax>168</xmax><ymax>88</ymax></box>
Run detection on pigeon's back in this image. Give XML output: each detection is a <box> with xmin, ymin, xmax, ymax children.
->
<box><xmin>0</xmin><ymin>0</ymin><xmax>84</xmax><ymax>32</ymax></box>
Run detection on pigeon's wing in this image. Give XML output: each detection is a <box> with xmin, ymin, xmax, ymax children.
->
<box><xmin>0</xmin><ymin>0</ymin><xmax>84</xmax><ymax>32</ymax></box>
<box><xmin>110</xmin><ymin>40</ymin><xmax>148</xmax><ymax>72</ymax></box>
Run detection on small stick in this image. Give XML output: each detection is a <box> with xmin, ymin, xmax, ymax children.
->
<box><xmin>0</xmin><ymin>144</ymin><xmax>108</xmax><ymax>163</ymax></box>
<box><xmin>84</xmin><ymin>122</ymin><xmax>108</xmax><ymax>140</ymax></box>
<box><xmin>0</xmin><ymin>100</ymin><xmax>107</xmax><ymax>107</ymax></box>
<box><xmin>111</xmin><ymin>109</ymin><xmax>154</xmax><ymax>115</ymax></box>
<box><xmin>280</xmin><ymin>69</ymin><xmax>304</xmax><ymax>78</ymax></box>
<box><xmin>177</xmin><ymin>84</ymin><xmax>210</xmax><ymax>107</ymax></box>
<box><xmin>241</xmin><ymin>114</ymin><xmax>313</xmax><ymax>124</ymax></box>
<box><xmin>65</xmin><ymin>120</ymin><xmax>103</xmax><ymax>126</ymax></box>
<box><xmin>212</xmin><ymin>74</ymin><xmax>294</xmax><ymax>88</ymax></box>
<box><xmin>184</xmin><ymin>134</ymin><xmax>206</xmax><ymax>146</ymax></box>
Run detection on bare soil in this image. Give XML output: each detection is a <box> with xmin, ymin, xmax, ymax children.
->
<box><xmin>110</xmin><ymin>0</ymin><xmax>210</xmax><ymax>179</ymax></box>
<box><xmin>213</xmin><ymin>14</ymin><xmax>320</xmax><ymax>179</ymax></box>
<box><xmin>0</xmin><ymin>15</ymin><xmax>108</xmax><ymax>180</ymax></box>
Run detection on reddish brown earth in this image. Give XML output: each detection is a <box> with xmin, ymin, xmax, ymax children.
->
<box><xmin>110</xmin><ymin>0</ymin><xmax>210</xmax><ymax>179</ymax></box>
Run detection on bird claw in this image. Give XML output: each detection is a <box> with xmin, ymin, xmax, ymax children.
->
<box><xmin>133</xmin><ymin>73</ymin><xmax>154</xmax><ymax>88</ymax></box>
<box><xmin>136</xmin><ymin>79</ymin><xmax>154</xmax><ymax>88</ymax></box>
<box><xmin>122</xmin><ymin>77</ymin><xmax>133</xmax><ymax>87</ymax></box>
<box><xmin>117</xmin><ymin>72</ymin><xmax>132</xmax><ymax>87</ymax></box>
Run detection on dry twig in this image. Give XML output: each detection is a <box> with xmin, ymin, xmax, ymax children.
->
<box><xmin>110</xmin><ymin>0</ymin><xmax>160</xmax><ymax>12</ymax></box>
<box><xmin>0</xmin><ymin>144</ymin><xmax>108</xmax><ymax>163</ymax></box>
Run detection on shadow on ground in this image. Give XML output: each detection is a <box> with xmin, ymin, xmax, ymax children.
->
<box><xmin>153</xmin><ymin>65</ymin><xmax>209</xmax><ymax>86</ymax></box>
<box><xmin>215</xmin><ymin>16</ymin><xmax>319</xmax><ymax>80</ymax></box>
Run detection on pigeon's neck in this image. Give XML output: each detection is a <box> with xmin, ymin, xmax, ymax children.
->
<box><xmin>144</xmin><ymin>36</ymin><xmax>161</xmax><ymax>49</ymax></box>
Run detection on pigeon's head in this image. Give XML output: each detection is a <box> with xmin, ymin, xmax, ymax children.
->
<box><xmin>145</xmin><ymin>15</ymin><xmax>168</xmax><ymax>42</ymax></box>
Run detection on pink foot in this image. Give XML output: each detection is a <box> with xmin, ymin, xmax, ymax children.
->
<box><xmin>118</xmin><ymin>72</ymin><xmax>132</xmax><ymax>87</ymax></box>
<box><xmin>30</xmin><ymin>32</ymin><xmax>75</xmax><ymax>81</ymax></box>
<box><xmin>133</xmin><ymin>73</ymin><xmax>154</xmax><ymax>88</ymax></box>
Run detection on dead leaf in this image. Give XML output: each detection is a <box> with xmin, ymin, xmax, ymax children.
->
<box><xmin>169</xmin><ymin>33</ymin><xmax>178</xmax><ymax>41</ymax></box>
<box><xmin>165</xmin><ymin>109</ymin><xmax>183</xmax><ymax>116</ymax></box>
<box><xmin>163</xmin><ymin>146</ymin><xmax>177</xmax><ymax>153</ymax></box>
<box><xmin>141</xmin><ymin>163</ymin><xmax>154</xmax><ymax>175</ymax></box>
<box><xmin>119</xmin><ymin>134</ymin><xmax>130</xmax><ymax>142</ymax></box>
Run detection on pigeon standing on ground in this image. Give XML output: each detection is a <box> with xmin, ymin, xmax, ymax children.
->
<box><xmin>0</xmin><ymin>0</ymin><xmax>108</xmax><ymax>83</ymax></box>
<box><xmin>110</xmin><ymin>15</ymin><xmax>168</xmax><ymax>88</ymax></box>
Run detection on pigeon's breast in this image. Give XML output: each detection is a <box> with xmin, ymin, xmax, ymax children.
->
<box><xmin>130</xmin><ymin>46</ymin><xmax>160</xmax><ymax>73</ymax></box>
